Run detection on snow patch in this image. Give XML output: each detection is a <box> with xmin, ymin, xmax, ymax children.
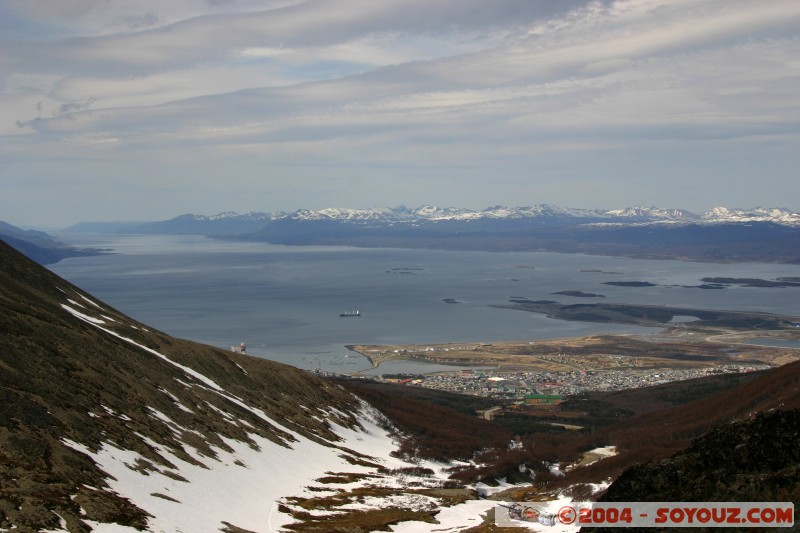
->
<box><xmin>339</xmin><ymin>493</ymin><xmax>438</xmax><ymax>512</ymax></box>
<box><xmin>61</xmin><ymin>304</ymin><xmax>105</xmax><ymax>325</ymax></box>
<box><xmin>79</xmin><ymin>294</ymin><xmax>106</xmax><ymax>309</ymax></box>
<box><xmin>145</xmin><ymin>407</ymin><xmax>182</xmax><ymax>436</ymax></box>
<box><xmin>101</xmin><ymin>405</ymin><xmax>131</xmax><ymax>422</ymax></box>
<box><xmin>203</xmin><ymin>401</ymin><xmax>238</xmax><ymax>424</ymax></box>
<box><xmin>475</xmin><ymin>477</ymin><xmax>519</xmax><ymax>498</ymax></box>
<box><xmin>62</xmin><ymin>402</ymin><xmax>433</xmax><ymax>532</ymax></box>
<box><xmin>390</xmin><ymin>499</ymin><xmax>496</xmax><ymax>532</ymax></box>
<box><xmin>158</xmin><ymin>388</ymin><xmax>194</xmax><ymax>413</ymax></box>
<box><xmin>587</xmin><ymin>445</ymin><xmax>617</xmax><ymax>457</ymax></box>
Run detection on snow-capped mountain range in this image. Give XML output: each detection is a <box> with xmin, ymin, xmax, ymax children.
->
<box><xmin>58</xmin><ymin>204</ymin><xmax>800</xmax><ymax>263</ymax></box>
<box><xmin>183</xmin><ymin>205</ymin><xmax>800</xmax><ymax>226</ymax></box>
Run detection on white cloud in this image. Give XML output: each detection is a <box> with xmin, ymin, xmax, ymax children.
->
<box><xmin>1</xmin><ymin>0</ymin><xmax>799</xmax><ymax>226</ymax></box>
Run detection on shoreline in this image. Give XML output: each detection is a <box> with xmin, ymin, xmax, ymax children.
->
<box><xmin>345</xmin><ymin>344</ymin><xmax>493</xmax><ymax>371</ymax></box>
<box><xmin>345</xmin><ymin>326</ymin><xmax>800</xmax><ymax>375</ymax></box>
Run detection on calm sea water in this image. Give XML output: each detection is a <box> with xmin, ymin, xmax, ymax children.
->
<box><xmin>50</xmin><ymin>234</ymin><xmax>800</xmax><ymax>373</ymax></box>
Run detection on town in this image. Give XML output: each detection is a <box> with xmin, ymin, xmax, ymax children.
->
<box><xmin>340</xmin><ymin>334</ymin><xmax>798</xmax><ymax>403</ymax></box>
<box><xmin>340</xmin><ymin>363</ymin><xmax>772</xmax><ymax>401</ymax></box>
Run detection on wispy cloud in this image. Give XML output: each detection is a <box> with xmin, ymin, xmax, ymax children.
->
<box><xmin>1</xmin><ymin>0</ymin><xmax>799</xmax><ymax>226</ymax></box>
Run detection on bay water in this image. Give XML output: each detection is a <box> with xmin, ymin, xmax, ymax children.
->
<box><xmin>49</xmin><ymin>234</ymin><xmax>800</xmax><ymax>373</ymax></box>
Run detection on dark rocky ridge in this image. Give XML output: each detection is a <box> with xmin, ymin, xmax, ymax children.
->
<box><xmin>566</xmin><ymin>356</ymin><xmax>800</xmax><ymax>497</ymax></box>
<box><xmin>582</xmin><ymin>409</ymin><xmax>800</xmax><ymax>532</ymax></box>
<box><xmin>599</xmin><ymin>409</ymin><xmax>800</xmax><ymax>502</ymax></box>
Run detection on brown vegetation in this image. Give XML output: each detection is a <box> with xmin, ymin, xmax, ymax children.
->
<box><xmin>562</xmin><ymin>358</ymin><xmax>800</xmax><ymax>486</ymax></box>
<box><xmin>339</xmin><ymin>380</ymin><xmax>511</xmax><ymax>462</ymax></box>
<box><xmin>338</xmin><ymin>355</ymin><xmax>800</xmax><ymax>498</ymax></box>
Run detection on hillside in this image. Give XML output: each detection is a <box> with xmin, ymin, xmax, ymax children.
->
<box><xmin>555</xmin><ymin>357</ymin><xmax>800</xmax><ymax>491</ymax></box>
<box><xmin>599</xmin><ymin>409</ymin><xmax>800</xmax><ymax>503</ymax></box>
<box><xmin>0</xmin><ymin>239</ymin><xmax>480</xmax><ymax>532</ymax></box>
<box><xmin>577</xmin><ymin>409</ymin><xmax>800</xmax><ymax>532</ymax></box>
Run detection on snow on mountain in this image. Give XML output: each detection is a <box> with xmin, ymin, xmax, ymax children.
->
<box><xmin>605</xmin><ymin>206</ymin><xmax>699</xmax><ymax>222</ymax></box>
<box><xmin>514</xmin><ymin>204</ymin><xmax>608</xmax><ymax>219</ymax></box>
<box><xmin>203</xmin><ymin>211</ymin><xmax>240</xmax><ymax>220</ymax></box>
<box><xmin>283</xmin><ymin>204</ymin><xmax>611</xmax><ymax>223</ymax></box>
<box><xmin>66</xmin><ymin>205</ymin><xmax>800</xmax><ymax>233</ymax></box>
<box><xmin>55</xmin><ymin>288</ymin><xmax>487</xmax><ymax>532</ymax></box>
<box><xmin>701</xmin><ymin>207</ymin><xmax>800</xmax><ymax>225</ymax></box>
<box><xmin>62</xmin><ymin>402</ymin><xmax>439</xmax><ymax>532</ymax></box>
<box><xmin>274</xmin><ymin>204</ymin><xmax>799</xmax><ymax>226</ymax></box>
<box><xmin>409</xmin><ymin>205</ymin><xmax>473</xmax><ymax>219</ymax></box>
<box><xmin>289</xmin><ymin>207</ymin><xmax>399</xmax><ymax>221</ymax></box>
<box><xmin>194</xmin><ymin>211</ymin><xmax>275</xmax><ymax>221</ymax></box>
<box><xmin>408</xmin><ymin>204</ymin><xmax>609</xmax><ymax>221</ymax></box>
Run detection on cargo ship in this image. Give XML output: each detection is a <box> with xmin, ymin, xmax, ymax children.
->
<box><xmin>339</xmin><ymin>310</ymin><xmax>361</xmax><ymax>317</ymax></box>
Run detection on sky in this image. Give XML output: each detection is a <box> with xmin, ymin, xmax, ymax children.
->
<box><xmin>1</xmin><ymin>0</ymin><xmax>799</xmax><ymax>228</ymax></box>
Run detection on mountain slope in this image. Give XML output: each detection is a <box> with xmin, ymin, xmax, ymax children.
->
<box><xmin>0</xmin><ymin>239</ymin><xmax>430</xmax><ymax>532</ymax></box>
<box><xmin>560</xmin><ymin>357</ymin><xmax>800</xmax><ymax>493</ymax></box>
<box><xmin>599</xmin><ymin>409</ymin><xmax>800</xmax><ymax>503</ymax></box>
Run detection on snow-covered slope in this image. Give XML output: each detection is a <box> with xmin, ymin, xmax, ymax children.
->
<box><xmin>56</xmin><ymin>296</ymin><xmax>484</xmax><ymax>532</ymax></box>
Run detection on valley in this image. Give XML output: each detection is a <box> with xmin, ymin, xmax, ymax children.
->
<box><xmin>2</xmin><ymin>231</ymin><xmax>799</xmax><ymax>531</ymax></box>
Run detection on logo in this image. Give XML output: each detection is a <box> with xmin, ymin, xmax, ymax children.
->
<box><xmin>496</xmin><ymin>502</ymin><xmax>794</xmax><ymax>528</ymax></box>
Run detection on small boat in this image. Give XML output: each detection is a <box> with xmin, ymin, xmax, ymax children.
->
<box><xmin>339</xmin><ymin>310</ymin><xmax>361</xmax><ymax>317</ymax></box>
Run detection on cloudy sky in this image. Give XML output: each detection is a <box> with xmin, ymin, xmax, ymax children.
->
<box><xmin>2</xmin><ymin>0</ymin><xmax>799</xmax><ymax>227</ymax></box>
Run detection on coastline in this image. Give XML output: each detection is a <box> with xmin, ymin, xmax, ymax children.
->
<box><xmin>344</xmin><ymin>325</ymin><xmax>800</xmax><ymax>375</ymax></box>
<box><xmin>344</xmin><ymin>299</ymin><xmax>800</xmax><ymax>374</ymax></box>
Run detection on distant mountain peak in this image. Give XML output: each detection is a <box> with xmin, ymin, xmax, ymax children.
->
<box><xmin>606</xmin><ymin>206</ymin><xmax>698</xmax><ymax>221</ymax></box>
